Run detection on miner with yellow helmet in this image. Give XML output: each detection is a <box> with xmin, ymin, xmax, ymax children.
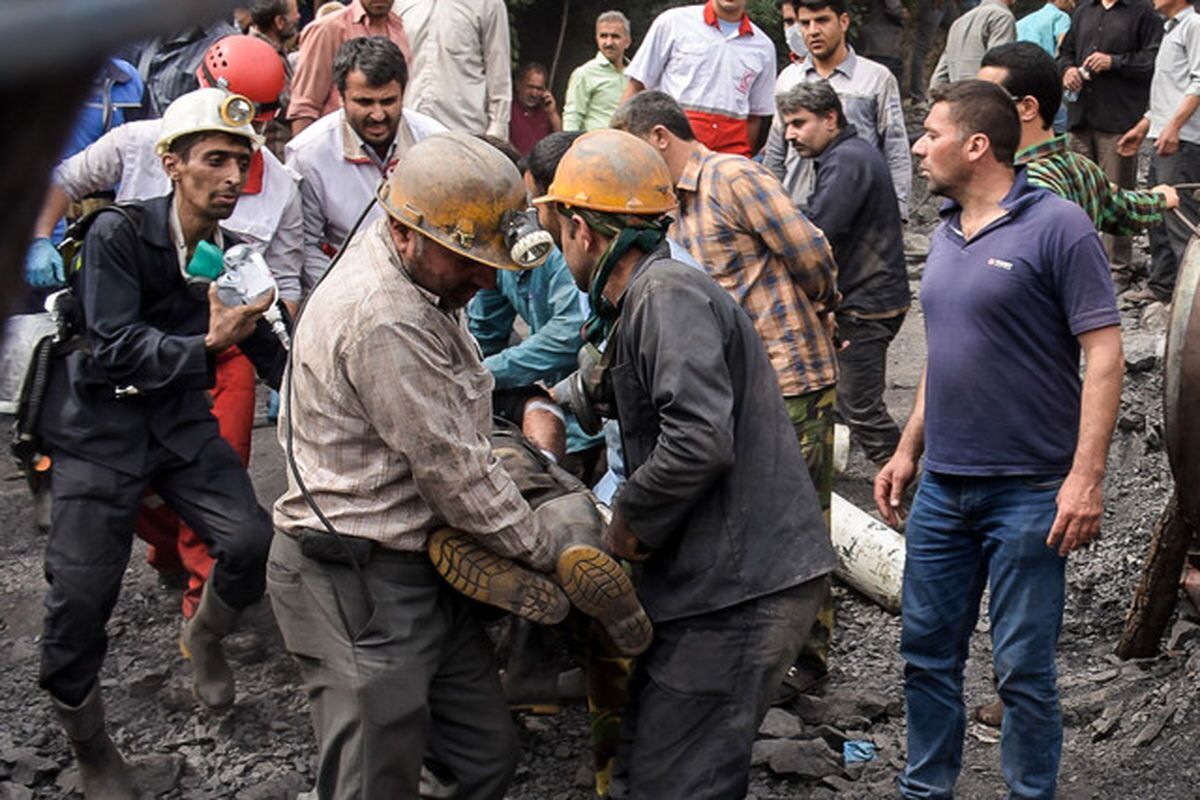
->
<box><xmin>536</xmin><ymin>128</ymin><xmax>840</xmax><ymax>799</ymax></box>
<box><xmin>268</xmin><ymin>131</ymin><xmax>647</xmax><ymax>798</ymax></box>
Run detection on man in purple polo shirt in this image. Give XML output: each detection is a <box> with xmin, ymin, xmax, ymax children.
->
<box><xmin>875</xmin><ymin>80</ymin><xmax>1123</xmax><ymax>798</ymax></box>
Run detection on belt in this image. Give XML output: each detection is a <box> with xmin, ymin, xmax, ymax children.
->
<box><xmin>282</xmin><ymin>527</ymin><xmax>427</xmax><ymax>568</ymax></box>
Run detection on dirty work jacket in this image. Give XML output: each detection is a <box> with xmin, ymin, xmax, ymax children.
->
<box><xmin>609</xmin><ymin>244</ymin><xmax>838</xmax><ymax>623</ymax></box>
<box><xmin>38</xmin><ymin>194</ymin><xmax>287</xmax><ymax>477</ymax></box>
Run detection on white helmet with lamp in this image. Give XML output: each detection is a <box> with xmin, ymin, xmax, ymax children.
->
<box><xmin>154</xmin><ymin>87</ymin><xmax>265</xmax><ymax>156</ymax></box>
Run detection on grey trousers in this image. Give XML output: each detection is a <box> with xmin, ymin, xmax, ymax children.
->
<box><xmin>1070</xmin><ymin>129</ymin><xmax>1138</xmax><ymax>270</ymax></box>
<box><xmin>1148</xmin><ymin>140</ymin><xmax>1200</xmax><ymax>301</ymax></box>
<box><xmin>613</xmin><ymin>577</ymin><xmax>831</xmax><ymax>800</ymax></box>
<box><xmin>267</xmin><ymin>532</ymin><xmax>520</xmax><ymax>800</ymax></box>
<box><xmin>836</xmin><ymin>314</ymin><xmax>905</xmax><ymax>464</ymax></box>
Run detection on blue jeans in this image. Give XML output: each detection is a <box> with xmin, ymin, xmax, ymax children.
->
<box><xmin>898</xmin><ymin>471</ymin><xmax>1067</xmax><ymax>800</ymax></box>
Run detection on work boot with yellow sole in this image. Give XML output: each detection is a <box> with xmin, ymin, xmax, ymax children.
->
<box><xmin>428</xmin><ymin>528</ymin><xmax>570</xmax><ymax>624</ymax></box>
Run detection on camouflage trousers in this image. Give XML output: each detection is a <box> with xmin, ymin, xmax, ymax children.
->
<box><xmin>784</xmin><ymin>386</ymin><xmax>837</xmax><ymax>675</ymax></box>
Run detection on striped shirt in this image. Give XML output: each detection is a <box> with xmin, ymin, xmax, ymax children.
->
<box><xmin>1016</xmin><ymin>135</ymin><xmax>1165</xmax><ymax>235</ymax></box>
<box><xmin>671</xmin><ymin>146</ymin><xmax>839</xmax><ymax>397</ymax></box>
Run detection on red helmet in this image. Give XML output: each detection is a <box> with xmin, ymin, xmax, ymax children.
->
<box><xmin>196</xmin><ymin>35</ymin><xmax>286</xmax><ymax>122</ymax></box>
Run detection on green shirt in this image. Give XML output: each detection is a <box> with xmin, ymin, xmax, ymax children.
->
<box><xmin>1016</xmin><ymin>135</ymin><xmax>1165</xmax><ymax>236</ymax></box>
<box><xmin>562</xmin><ymin>52</ymin><xmax>627</xmax><ymax>131</ymax></box>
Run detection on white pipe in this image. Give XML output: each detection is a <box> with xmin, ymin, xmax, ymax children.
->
<box><xmin>831</xmin><ymin>492</ymin><xmax>905</xmax><ymax>614</ymax></box>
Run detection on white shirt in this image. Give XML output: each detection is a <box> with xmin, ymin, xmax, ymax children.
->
<box><xmin>394</xmin><ymin>0</ymin><xmax>512</xmax><ymax>138</ymax></box>
<box><xmin>53</xmin><ymin>119</ymin><xmax>305</xmax><ymax>302</ymax></box>
<box><xmin>285</xmin><ymin>108</ymin><xmax>446</xmax><ymax>291</ymax></box>
<box><xmin>626</xmin><ymin>4</ymin><xmax>777</xmax><ymax>119</ymax></box>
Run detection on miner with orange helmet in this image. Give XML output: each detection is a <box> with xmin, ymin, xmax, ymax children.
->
<box><xmin>535</xmin><ymin>128</ymin><xmax>838</xmax><ymax>799</ymax></box>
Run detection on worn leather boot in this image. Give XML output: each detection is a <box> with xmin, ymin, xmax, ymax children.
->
<box><xmin>538</xmin><ymin>494</ymin><xmax>653</xmax><ymax>658</ymax></box>
<box><xmin>180</xmin><ymin>584</ymin><xmax>239</xmax><ymax>709</ymax></box>
<box><xmin>52</xmin><ymin>684</ymin><xmax>136</xmax><ymax>799</ymax></box>
<box><xmin>428</xmin><ymin>528</ymin><xmax>571</xmax><ymax>624</ymax></box>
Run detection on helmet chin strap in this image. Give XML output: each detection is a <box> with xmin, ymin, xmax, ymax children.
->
<box><xmin>577</xmin><ymin>209</ymin><xmax>669</xmax><ymax>346</ymax></box>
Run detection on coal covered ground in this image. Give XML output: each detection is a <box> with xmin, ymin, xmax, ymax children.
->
<box><xmin>2</xmin><ymin>179</ymin><xmax>1200</xmax><ymax>798</ymax></box>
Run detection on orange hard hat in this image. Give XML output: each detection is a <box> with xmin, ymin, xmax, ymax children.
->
<box><xmin>196</xmin><ymin>35</ymin><xmax>286</xmax><ymax>122</ymax></box>
<box><xmin>533</xmin><ymin>129</ymin><xmax>677</xmax><ymax>216</ymax></box>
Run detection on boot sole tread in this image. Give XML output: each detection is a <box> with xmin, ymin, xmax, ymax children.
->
<box><xmin>556</xmin><ymin>545</ymin><xmax>653</xmax><ymax>657</ymax></box>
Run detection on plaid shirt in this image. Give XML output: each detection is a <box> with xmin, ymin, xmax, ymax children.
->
<box><xmin>672</xmin><ymin>146</ymin><xmax>839</xmax><ymax>397</ymax></box>
<box><xmin>1016</xmin><ymin>135</ymin><xmax>1166</xmax><ymax>236</ymax></box>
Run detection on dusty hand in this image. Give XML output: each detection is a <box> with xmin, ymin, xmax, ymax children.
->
<box><xmin>1152</xmin><ymin>183</ymin><xmax>1181</xmax><ymax>210</ymax></box>
<box><xmin>1156</xmin><ymin>126</ymin><xmax>1181</xmax><ymax>157</ymax></box>
<box><xmin>605</xmin><ymin>508</ymin><xmax>649</xmax><ymax>562</ymax></box>
<box><xmin>1082</xmin><ymin>52</ymin><xmax>1113</xmax><ymax>74</ymax></box>
<box><xmin>874</xmin><ymin>452</ymin><xmax>919</xmax><ymax>528</ymax></box>
<box><xmin>1116</xmin><ymin>125</ymin><xmax>1146</xmax><ymax>158</ymax></box>
<box><xmin>1045</xmin><ymin>470</ymin><xmax>1103</xmax><ymax>556</ymax></box>
<box><xmin>205</xmin><ymin>283</ymin><xmax>273</xmax><ymax>352</ymax></box>
<box><xmin>1062</xmin><ymin>67</ymin><xmax>1084</xmax><ymax>93</ymax></box>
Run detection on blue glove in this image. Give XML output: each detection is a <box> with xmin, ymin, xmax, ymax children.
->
<box><xmin>24</xmin><ymin>237</ymin><xmax>66</xmax><ymax>289</ymax></box>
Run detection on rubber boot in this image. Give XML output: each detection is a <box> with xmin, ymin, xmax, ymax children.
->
<box><xmin>52</xmin><ymin>684</ymin><xmax>136</xmax><ymax>799</ymax></box>
<box><xmin>428</xmin><ymin>528</ymin><xmax>571</xmax><ymax>624</ymax></box>
<box><xmin>537</xmin><ymin>494</ymin><xmax>653</xmax><ymax>657</ymax></box>
<box><xmin>179</xmin><ymin>583</ymin><xmax>239</xmax><ymax>709</ymax></box>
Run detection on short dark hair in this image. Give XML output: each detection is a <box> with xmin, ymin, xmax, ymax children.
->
<box><xmin>477</xmin><ymin>134</ymin><xmax>523</xmax><ymax>168</ymax></box>
<box><xmin>776</xmin><ymin>80</ymin><xmax>847</xmax><ymax>129</ymax></box>
<box><xmin>929</xmin><ymin>80</ymin><xmax>1021</xmax><ymax>165</ymax></box>
<box><xmin>333</xmin><ymin>36</ymin><xmax>408</xmax><ymax>96</ymax></box>
<box><xmin>610</xmin><ymin>90</ymin><xmax>695</xmax><ymax>142</ymax></box>
<box><xmin>980</xmin><ymin>42</ymin><xmax>1062</xmax><ymax>132</ymax></box>
<box><xmin>168</xmin><ymin>130</ymin><xmax>251</xmax><ymax>161</ymax></box>
<box><xmin>777</xmin><ymin>0</ymin><xmax>798</xmax><ymax>10</ymax></box>
<box><xmin>527</xmin><ymin>131</ymin><xmax>584</xmax><ymax>194</ymax></box>
<box><xmin>796</xmin><ymin>0</ymin><xmax>849</xmax><ymax>15</ymax></box>
<box><xmin>249</xmin><ymin>0</ymin><xmax>289</xmax><ymax>32</ymax></box>
<box><xmin>517</xmin><ymin>62</ymin><xmax>549</xmax><ymax>83</ymax></box>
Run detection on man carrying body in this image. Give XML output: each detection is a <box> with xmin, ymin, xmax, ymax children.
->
<box><xmin>38</xmin><ymin>88</ymin><xmax>286</xmax><ymax>797</ymax></box>
<box><xmin>778</xmin><ymin>80</ymin><xmax>909</xmax><ymax>467</ymax></box>
<box><xmin>287</xmin><ymin>0</ymin><xmax>410</xmax><ymax>134</ymax></box>
<box><xmin>612</xmin><ymin>90</ymin><xmax>840</xmax><ymax>693</ymax></box>
<box><xmin>563</xmin><ymin>11</ymin><xmax>632</xmax><ymax>132</ymax></box>
<box><xmin>765</xmin><ymin>0</ymin><xmax>911</xmax><ymax>217</ymax></box>
<box><xmin>621</xmin><ymin>1</ymin><xmax>777</xmax><ymax>157</ymax></box>
<box><xmin>535</xmin><ymin>128</ymin><xmax>836</xmax><ymax>799</ymax></box>
<box><xmin>1058</xmin><ymin>0</ymin><xmax>1161</xmax><ymax>286</ymax></box>
<box><xmin>876</xmin><ymin>80</ymin><xmax>1123</xmax><ymax>798</ymax></box>
<box><xmin>286</xmin><ymin>36</ymin><xmax>444</xmax><ymax>291</ymax></box>
<box><xmin>1115</xmin><ymin>0</ymin><xmax>1200</xmax><ymax>304</ymax></box>
<box><xmin>509</xmin><ymin>63</ymin><xmax>562</xmax><ymax>157</ymax></box>
<box><xmin>395</xmin><ymin>0</ymin><xmax>512</xmax><ymax>138</ymax></box>
<box><xmin>271</xmin><ymin>131</ymin><xmax>649</xmax><ymax>798</ymax></box>
<box><xmin>929</xmin><ymin>0</ymin><xmax>1016</xmax><ymax>87</ymax></box>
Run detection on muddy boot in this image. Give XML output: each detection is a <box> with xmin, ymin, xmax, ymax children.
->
<box><xmin>180</xmin><ymin>584</ymin><xmax>239</xmax><ymax>709</ymax></box>
<box><xmin>973</xmin><ymin>697</ymin><xmax>1004</xmax><ymax>728</ymax></box>
<box><xmin>538</xmin><ymin>495</ymin><xmax>653</xmax><ymax>657</ymax></box>
<box><xmin>52</xmin><ymin>684</ymin><xmax>136</xmax><ymax>799</ymax></box>
<box><xmin>428</xmin><ymin>528</ymin><xmax>571</xmax><ymax>624</ymax></box>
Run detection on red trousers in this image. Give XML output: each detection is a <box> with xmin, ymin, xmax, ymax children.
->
<box><xmin>136</xmin><ymin>348</ymin><xmax>256</xmax><ymax>618</ymax></box>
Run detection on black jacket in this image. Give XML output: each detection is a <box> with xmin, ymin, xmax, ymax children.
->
<box><xmin>1057</xmin><ymin>0</ymin><xmax>1162</xmax><ymax>134</ymax></box>
<box><xmin>39</xmin><ymin>194</ymin><xmax>286</xmax><ymax>476</ymax></box>
<box><xmin>610</xmin><ymin>245</ymin><xmax>837</xmax><ymax>622</ymax></box>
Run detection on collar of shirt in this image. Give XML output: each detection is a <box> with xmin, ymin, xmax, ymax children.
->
<box><xmin>588</xmin><ymin>50</ymin><xmax>625</xmax><ymax>73</ymax></box>
<box><xmin>1014</xmin><ymin>134</ymin><xmax>1070</xmax><ymax>166</ymax></box>
<box><xmin>1166</xmin><ymin>5</ymin><xmax>1196</xmax><ymax>32</ymax></box>
<box><xmin>703</xmin><ymin>0</ymin><xmax>753</xmax><ymax>37</ymax></box>
<box><xmin>168</xmin><ymin>193</ymin><xmax>225</xmax><ymax>272</ymax></box>
<box><xmin>339</xmin><ymin>111</ymin><xmax>401</xmax><ymax>171</ymax></box>
<box><xmin>814</xmin><ymin>125</ymin><xmax>860</xmax><ymax>169</ymax></box>
<box><xmin>937</xmin><ymin>169</ymin><xmax>1040</xmax><ymax>240</ymax></box>
<box><xmin>980</xmin><ymin>0</ymin><xmax>1010</xmax><ymax>9</ymax></box>
<box><xmin>676</xmin><ymin>143</ymin><xmax>715</xmax><ymax>195</ymax></box>
<box><xmin>801</xmin><ymin>47</ymin><xmax>858</xmax><ymax>80</ymax></box>
<box><xmin>374</xmin><ymin>218</ymin><xmax>444</xmax><ymax>309</ymax></box>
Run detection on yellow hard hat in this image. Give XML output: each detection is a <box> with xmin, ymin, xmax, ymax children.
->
<box><xmin>377</xmin><ymin>131</ymin><xmax>535</xmax><ymax>271</ymax></box>
<box><xmin>533</xmin><ymin>129</ymin><xmax>677</xmax><ymax>216</ymax></box>
<box><xmin>155</xmin><ymin>87</ymin><xmax>264</xmax><ymax>156</ymax></box>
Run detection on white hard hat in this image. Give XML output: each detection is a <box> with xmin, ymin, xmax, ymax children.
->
<box><xmin>155</xmin><ymin>87</ymin><xmax>265</xmax><ymax>156</ymax></box>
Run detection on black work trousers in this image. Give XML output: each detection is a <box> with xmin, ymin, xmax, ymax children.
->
<box><xmin>40</xmin><ymin>437</ymin><xmax>272</xmax><ymax>705</ymax></box>
<box><xmin>836</xmin><ymin>313</ymin><xmax>905</xmax><ymax>464</ymax></box>
<box><xmin>614</xmin><ymin>577</ymin><xmax>830</xmax><ymax>800</ymax></box>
